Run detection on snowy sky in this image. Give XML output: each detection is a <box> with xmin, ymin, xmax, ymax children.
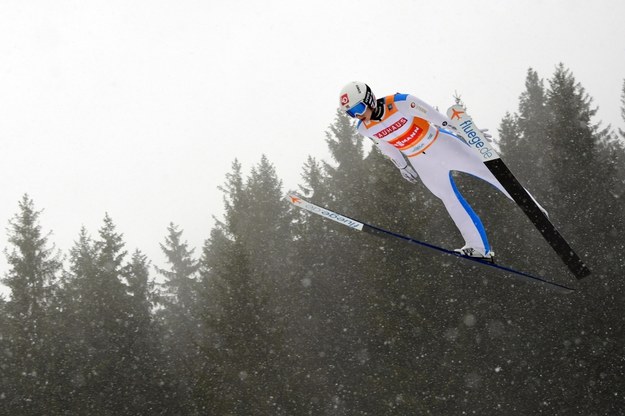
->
<box><xmin>1</xmin><ymin>0</ymin><xmax>624</xmax><ymax>289</ymax></box>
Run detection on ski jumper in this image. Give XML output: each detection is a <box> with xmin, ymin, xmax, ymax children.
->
<box><xmin>357</xmin><ymin>93</ymin><xmax>514</xmax><ymax>255</ymax></box>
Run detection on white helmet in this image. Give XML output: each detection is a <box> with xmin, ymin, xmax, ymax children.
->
<box><xmin>339</xmin><ymin>81</ymin><xmax>377</xmax><ymax>117</ymax></box>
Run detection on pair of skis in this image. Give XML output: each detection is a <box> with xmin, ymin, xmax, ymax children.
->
<box><xmin>288</xmin><ymin>106</ymin><xmax>590</xmax><ymax>293</ymax></box>
<box><xmin>287</xmin><ymin>193</ymin><xmax>575</xmax><ymax>293</ymax></box>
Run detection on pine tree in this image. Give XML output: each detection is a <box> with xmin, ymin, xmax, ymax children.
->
<box><xmin>155</xmin><ymin>223</ymin><xmax>201</xmax><ymax>415</ymax></box>
<box><xmin>323</xmin><ymin>110</ymin><xmax>370</xmax><ymax>212</ymax></box>
<box><xmin>201</xmin><ymin>234</ymin><xmax>265</xmax><ymax>414</ymax></box>
<box><xmin>157</xmin><ymin>222</ymin><xmax>199</xmax><ymax>312</ymax></box>
<box><xmin>495</xmin><ymin>71</ymin><xmax>557</xmax><ymax>271</ymax></box>
<box><xmin>194</xmin><ymin>158</ymin><xmax>295</xmax><ymax>414</ymax></box>
<box><xmin>60</xmin><ymin>216</ymin><xmax>138</xmax><ymax>414</ymax></box>
<box><xmin>193</xmin><ymin>227</ymin><xmax>237</xmax><ymax>415</ymax></box>
<box><xmin>242</xmin><ymin>155</ymin><xmax>293</xmax><ymax>279</ymax></box>
<box><xmin>58</xmin><ymin>227</ymin><xmax>97</xmax><ymax>412</ymax></box>
<box><xmin>545</xmin><ymin>65</ymin><xmax>597</xmax><ymax>201</ymax></box>
<box><xmin>499</xmin><ymin>68</ymin><xmax>551</xmax><ymax>201</ymax></box>
<box><xmin>124</xmin><ymin>250</ymin><xmax>175</xmax><ymax>415</ymax></box>
<box><xmin>219</xmin><ymin>159</ymin><xmax>246</xmax><ymax>239</ymax></box>
<box><xmin>0</xmin><ymin>195</ymin><xmax>63</xmax><ymax>415</ymax></box>
<box><xmin>285</xmin><ymin>156</ymin><xmax>343</xmax><ymax>412</ymax></box>
<box><xmin>545</xmin><ymin>64</ymin><xmax>619</xmax><ymax>261</ymax></box>
<box><xmin>297</xmin><ymin>155</ymin><xmax>328</xmax><ymax>199</ymax></box>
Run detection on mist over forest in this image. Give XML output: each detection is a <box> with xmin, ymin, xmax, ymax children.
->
<box><xmin>2</xmin><ymin>65</ymin><xmax>625</xmax><ymax>415</ymax></box>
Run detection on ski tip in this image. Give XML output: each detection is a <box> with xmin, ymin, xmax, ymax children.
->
<box><xmin>286</xmin><ymin>193</ymin><xmax>303</xmax><ymax>205</ymax></box>
<box><xmin>447</xmin><ymin>105</ymin><xmax>467</xmax><ymax>121</ymax></box>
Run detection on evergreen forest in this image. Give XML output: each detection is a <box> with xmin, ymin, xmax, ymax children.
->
<box><xmin>2</xmin><ymin>65</ymin><xmax>625</xmax><ymax>415</ymax></box>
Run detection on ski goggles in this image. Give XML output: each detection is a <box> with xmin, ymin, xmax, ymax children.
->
<box><xmin>345</xmin><ymin>101</ymin><xmax>367</xmax><ymax>118</ymax></box>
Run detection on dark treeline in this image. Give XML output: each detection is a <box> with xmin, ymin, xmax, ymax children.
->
<box><xmin>1</xmin><ymin>65</ymin><xmax>625</xmax><ymax>415</ymax></box>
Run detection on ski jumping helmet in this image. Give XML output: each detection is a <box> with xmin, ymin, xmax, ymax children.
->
<box><xmin>339</xmin><ymin>81</ymin><xmax>377</xmax><ymax>117</ymax></box>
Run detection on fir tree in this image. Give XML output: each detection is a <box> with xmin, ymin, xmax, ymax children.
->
<box><xmin>499</xmin><ymin>68</ymin><xmax>551</xmax><ymax>201</ymax></box>
<box><xmin>496</xmin><ymin>71</ymin><xmax>557</xmax><ymax>271</ymax></box>
<box><xmin>545</xmin><ymin>64</ymin><xmax>619</xmax><ymax>262</ymax></box>
<box><xmin>157</xmin><ymin>222</ymin><xmax>199</xmax><ymax>312</ymax></box>
<box><xmin>124</xmin><ymin>250</ymin><xmax>175</xmax><ymax>415</ymax></box>
<box><xmin>1</xmin><ymin>195</ymin><xmax>63</xmax><ymax>415</ymax></box>
<box><xmin>323</xmin><ymin>110</ymin><xmax>370</xmax><ymax>212</ymax></box>
<box><xmin>241</xmin><ymin>155</ymin><xmax>293</xmax><ymax>279</ymax></box>
<box><xmin>61</xmin><ymin>216</ymin><xmax>136</xmax><ymax>414</ymax></box>
<box><xmin>297</xmin><ymin>155</ymin><xmax>328</xmax><ymax>199</ymax></box>
<box><xmin>195</xmin><ymin>158</ymin><xmax>294</xmax><ymax>414</ymax></box>
<box><xmin>219</xmin><ymin>159</ymin><xmax>246</xmax><ymax>239</ymax></box>
<box><xmin>155</xmin><ymin>223</ymin><xmax>201</xmax><ymax>415</ymax></box>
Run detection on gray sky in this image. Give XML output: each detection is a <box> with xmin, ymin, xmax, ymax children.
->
<box><xmin>1</xmin><ymin>0</ymin><xmax>624</xmax><ymax>286</ymax></box>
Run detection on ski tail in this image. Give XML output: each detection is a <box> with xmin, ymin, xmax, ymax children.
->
<box><xmin>445</xmin><ymin>105</ymin><xmax>591</xmax><ymax>280</ymax></box>
<box><xmin>484</xmin><ymin>158</ymin><xmax>591</xmax><ymax>279</ymax></box>
<box><xmin>287</xmin><ymin>193</ymin><xmax>575</xmax><ymax>294</ymax></box>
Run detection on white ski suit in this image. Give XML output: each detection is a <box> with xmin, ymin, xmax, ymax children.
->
<box><xmin>357</xmin><ymin>93</ymin><xmax>513</xmax><ymax>255</ymax></box>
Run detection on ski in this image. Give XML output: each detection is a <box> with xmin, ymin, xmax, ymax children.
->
<box><xmin>287</xmin><ymin>193</ymin><xmax>575</xmax><ymax>294</ymax></box>
<box><xmin>445</xmin><ymin>105</ymin><xmax>591</xmax><ymax>280</ymax></box>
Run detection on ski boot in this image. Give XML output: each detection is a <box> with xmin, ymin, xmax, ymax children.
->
<box><xmin>454</xmin><ymin>246</ymin><xmax>495</xmax><ymax>263</ymax></box>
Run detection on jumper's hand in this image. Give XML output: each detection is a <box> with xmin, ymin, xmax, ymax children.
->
<box><xmin>399</xmin><ymin>165</ymin><xmax>419</xmax><ymax>184</ymax></box>
<box><xmin>480</xmin><ymin>128</ymin><xmax>492</xmax><ymax>141</ymax></box>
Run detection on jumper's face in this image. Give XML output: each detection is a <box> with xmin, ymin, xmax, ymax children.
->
<box><xmin>355</xmin><ymin>106</ymin><xmax>373</xmax><ymax>122</ymax></box>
